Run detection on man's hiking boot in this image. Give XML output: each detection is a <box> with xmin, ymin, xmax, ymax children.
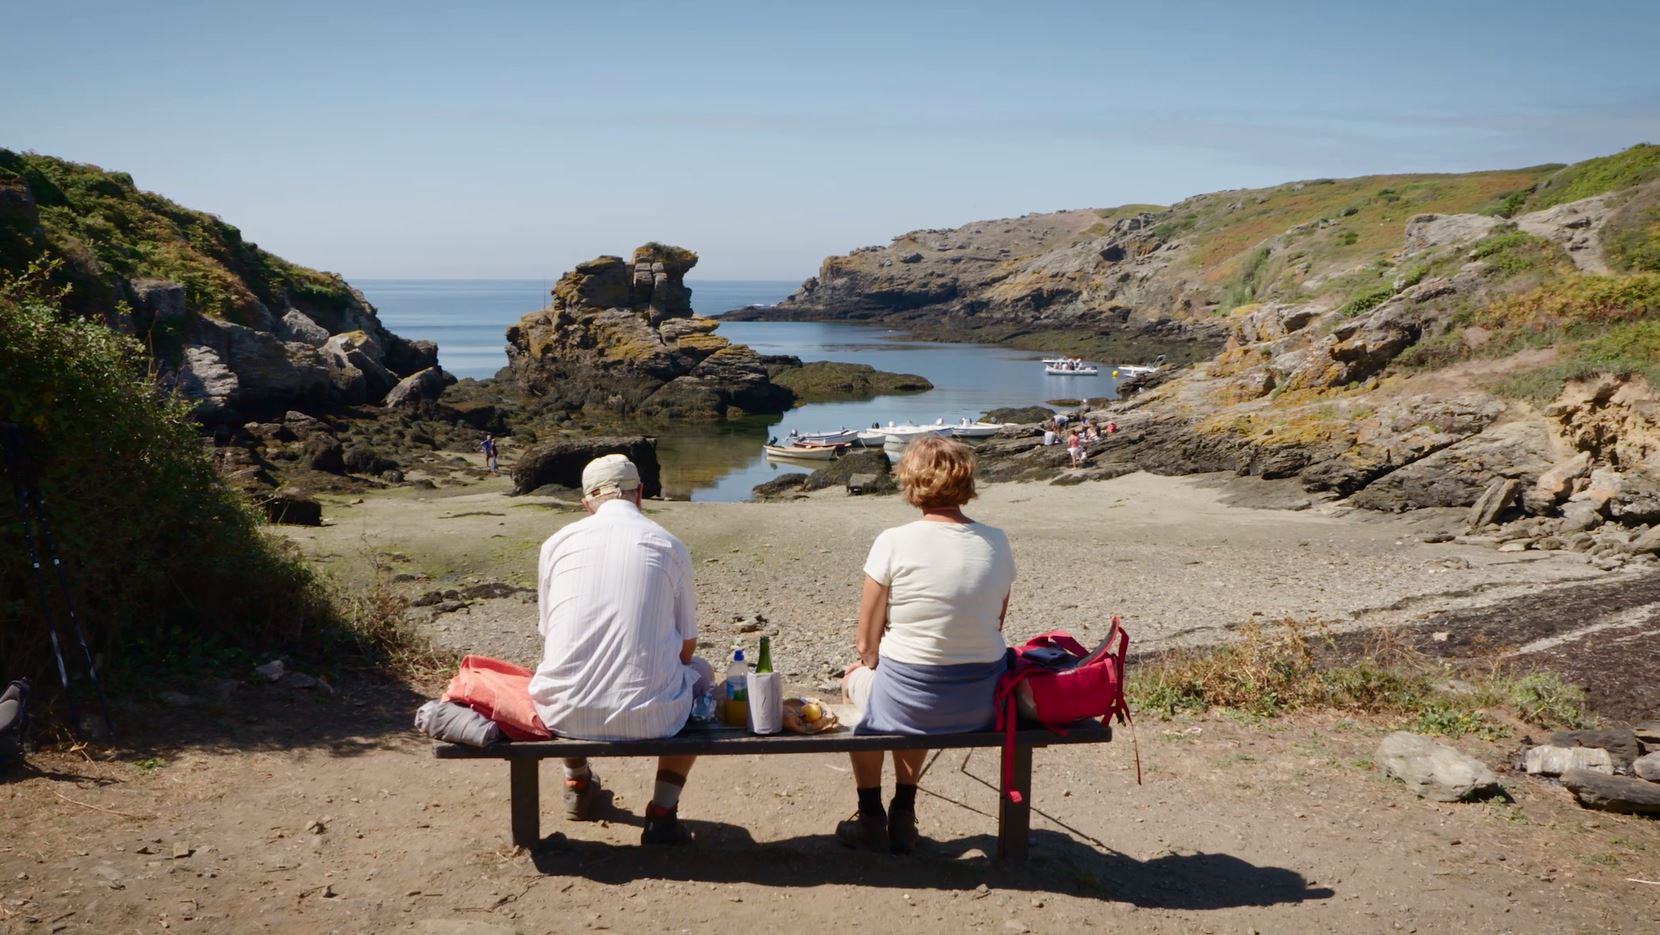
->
<box><xmin>887</xmin><ymin>809</ymin><xmax>919</xmax><ymax>855</ymax></box>
<box><xmin>563</xmin><ymin>773</ymin><xmax>600</xmax><ymax>821</ymax></box>
<box><xmin>835</xmin><ymin>811</ymin><xmax>889</xmax><ymax>852</ymax></box>
<box><xmin>640</xmin><ymin>803</ymin><xmax>692</xmax><ymax>845</ymax></box>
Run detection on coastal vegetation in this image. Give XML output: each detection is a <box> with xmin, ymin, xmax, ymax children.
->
<box><xmin>1129</xmin><ymin>620</ymin><xmax>1588</xmax><ymax>737</ymax></box>
<box><xmin>0</xmin><ymin>262</ymin><xmax>429</xmax><ymax>709</ymax></box>
<box><xmin>0</xmin><ymin>149</ymin><xmax>357</xmax><ymax>327</ymax></box>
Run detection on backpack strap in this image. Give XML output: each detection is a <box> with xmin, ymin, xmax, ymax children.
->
<box><xmin>993</xmin><ymin>664</ymin><xmax>1041</xmax><ymax>804</ymax></box>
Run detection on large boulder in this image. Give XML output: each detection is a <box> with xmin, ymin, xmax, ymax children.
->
<box><xmin>175</xmin><ymin>344</ymin><xmax>241</xmax><ymax>422</ymax></box>
<box><xmin>1348</xmin><ymin>420</ymin><xmax>1552</xmax><ymax>513</ymax></box>
<box><xmin>1561</xmin><ymin>769</ymin><xmax>1660</xmax><ymax>815</ymax></box>
<box><xmin>802</xmin><ymin>448</ymin><xmax>894</xmax><ymax>493</ymax></box>
<box><xmin>752</xmin><ymin>472</ymin><xmax>811</xmax><ymax>500</ymax></box>
<box><xmin>384</xmin><ymin>366</ymin><xmax>453</xmax><ymax>408</ymax></box>
<box><xmin>1375</xmin><ymin>731</ymin><xmax>1501</xmax><ymax>802</ymax></box>
<box><xmin>1549</xmin><ymin>728</ymin><xmax>1641</xmax><ymax>772</ymax></box>
<box><xmin>280</xmin><ymin>309</ymin><xmax>330</xmax><ymax>346</ymax></box>
<box><xmin>384</xmin><ymin>336</ymin><xmax>440</xmax><ymax>377</ymax></box>
<box><xmin>129</xmin><ymin>279</ymin><xmax>187</xmax><ymax>326</ymax></box>
<box><xmin>511</xmin><ymin>436</ymin><xmax>662</xmax><ymax>498</ymax></box>
<box><xmin>321</xmin><ymin>330</ymin><xmax>397</xmax><ymax>403</ymax></box>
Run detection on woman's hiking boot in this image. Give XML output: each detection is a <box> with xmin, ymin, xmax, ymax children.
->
<box><xmin>835</xmin><ymin>811</ymin><xmax>889</xmax><ymax>852</ymax></box>
<box><xmin>887</xmin><ymin>808</ymin><xmax>919</xmax><ymax>855</ymax></box>
<box><xmin>640</xmin><ymin>803</ymin><xmax>692</xmax><ymax>845</ymax></box>
<box><xmin>563</xmin><ymin>773</ymin><xmax>600</xmax><ymax>821</ymax></box>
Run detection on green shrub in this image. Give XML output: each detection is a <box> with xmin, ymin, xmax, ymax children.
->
<box><xmin>1602</xmin><ymin>183</ymin><xmax>1660</xmax><ymax>273</ymax></box>
<box><xmin>0</xmin><ymin>264</ymin><xmax>343</xmax><ymax>700</ymax></box>
<box><xmin>1338</xmin><ymin>229</ymin><xmax>1359</xmax><ymax>246</ymax></box>
<box><xmin>1152</xmin><ymin>213</ymin><xmax>1198</xmax><ymax>240</ymax></box>
<box><xmin>1526</xmin><ymin>143</ymin><xmax>1660</xmax><ymax>211</ymax></box>
<box><xmin>1339</xmin><ymin>285</ymin><xmax>1394</xmax><ymax>317</ymax></box>
<box><xmin>1478</xmin><ymin>272</ymin><xmax>1660</xmax><ymax>336</ymax></box>
<box><xmin>1481</xmin><ymin>186</ymin><xmax>1538</xmax><ymax>218</ymax></box>
<box><xmin>1222</xmin><ymin>245</ymin><xmax>1273</xmax><ymax>310</ymax></box>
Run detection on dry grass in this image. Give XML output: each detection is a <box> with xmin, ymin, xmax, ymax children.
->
<box><xmin>1127</xmin><ymin>619</ymin><xmax>1588</xmax><ymax>737</ymax></box>
<box><xmin>333</xmin><ymin>555</ymin><xmax>456</xmax><ymax>682</ymax></box>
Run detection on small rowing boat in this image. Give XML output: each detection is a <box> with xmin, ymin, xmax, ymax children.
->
<box><xmin>855</xmin><ymin>428</ymin><xmax>888</xmax><ymax>446</ymax></box>
<box><xmin>787</xmin><ymin>427</ymin><xmax>859</xmax><ymax>445</ymax></box>
<box><xmin>880</xmin><ymin>422</ymin><xmax>952</xmax><ymax>445</ymax></box>
<box><xmin>763</xmin><ymin>443</ymin><xmax>843</xmax><ymax>461</ymax></box>
<box><xmin>947</xmin><ymin>419</ymin><xmax>1004</xmax><ymax>439</ymax></box>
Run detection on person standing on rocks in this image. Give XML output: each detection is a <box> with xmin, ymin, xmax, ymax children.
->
<box><xmin>480</xmin><ymin>434</ymin><xmax>498</xmax><ymax>474</ymax></box>
<box><xmin>527</xmin><ymin>454</ymin><xmax>713</xmax><ymax>845</ymax></box>
<box><xmin>1067</xmin><ymin>429</ymin><xmax>1084</xmax><ymax>466</ymax></box>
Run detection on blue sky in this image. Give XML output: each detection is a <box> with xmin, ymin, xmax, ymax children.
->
<box><xmin>4</xmin><ymin>0</ymin><xmax>1657</xmax><ymax>279</ymax></box>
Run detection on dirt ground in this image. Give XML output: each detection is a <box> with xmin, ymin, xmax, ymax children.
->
<box><xmin>4</xmin><ymin>469</ymin><xmax>1660</xmax><ymax>933</ymax></box>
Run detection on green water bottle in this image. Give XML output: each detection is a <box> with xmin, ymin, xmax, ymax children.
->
<box><xmin>756</xmin><ymin>636</ymin><xmax>773</xmax><ymax>674</ymax></box>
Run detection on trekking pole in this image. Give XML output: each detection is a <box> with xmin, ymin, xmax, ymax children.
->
<box><xmin>0</xmin><ymin>423</ymin><xmax>114</xmax><ymax>738</ymax></box>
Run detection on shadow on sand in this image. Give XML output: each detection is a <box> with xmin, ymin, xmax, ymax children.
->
<box><xmin>528</xmin><ymin>821</ymin><xmax>1334</xmax><ymax>910</ymax></box>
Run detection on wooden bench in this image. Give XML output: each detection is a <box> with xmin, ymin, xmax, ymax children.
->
<box><xmin>433</xmin><ymin>717</ymin><xmax>1111</xmax><ymax>860</ymax></box>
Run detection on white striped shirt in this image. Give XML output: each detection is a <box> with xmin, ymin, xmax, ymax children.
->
<box><xmin>528</xmin><ymin>499</ymin><xmax>698</xmax><ymax>741</ymax></box>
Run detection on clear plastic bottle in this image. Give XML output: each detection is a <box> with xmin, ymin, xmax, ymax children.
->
<box><xmin>723</xmin><ymin>649</ymin><xmax>749</xmax><ymax>727</ymax></box>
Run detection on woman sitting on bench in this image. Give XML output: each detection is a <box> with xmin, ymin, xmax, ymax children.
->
<box><xmin>839</xmin><ymin>435</ymin><xmax>1016</xmax><ymax>854</ymax></box>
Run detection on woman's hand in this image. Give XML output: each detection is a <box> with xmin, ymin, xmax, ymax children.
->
<box><xmin>855</xmin><ymin>575</ymin><xmax>889</xmax><ymax>670</ymax></box>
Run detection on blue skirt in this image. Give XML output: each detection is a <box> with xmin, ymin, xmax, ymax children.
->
<box><xmin>854</xmin><ymin>655</ymin><xmax>1008</xmax><ymax>735</ymax></box>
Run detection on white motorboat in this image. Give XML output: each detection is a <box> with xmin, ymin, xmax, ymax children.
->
<box><xmin>855</xmin><ymin>428</ymin><xmax>889</xmax><ymax>446</ymax></box>
<box><xmin>1116</xmin><ymin>355</ymin><xmax>1167</xmax><ymax>376</ymax></box>
<box><xmin>763</xmin><ymin>443</ymin><xmax>843</xmax><ymax>461</ymax></box>
<box><xmin>787</xmin><ymin>427</ymin><xmax>859</xmax><ymax>445</ymax></box>
<box><xmin>947</xmin><ymin>418</ymin><xmax>1004</xmax><ymax>439</ymax></box>
<box><xmin>880</xmin><ymin>421</ymin><xmax>952</xmax><ymax>445</ymax></box>
<box><xmin>1044</xmin><ymin>365</ymin><xmax>1099</xmax><ymax>376</ymax></box>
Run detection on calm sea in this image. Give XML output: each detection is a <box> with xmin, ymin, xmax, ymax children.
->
<box><xmin>358</xmin><ymin>279</ymin><xmax>1128</xmax><ymax>501</ymax></box>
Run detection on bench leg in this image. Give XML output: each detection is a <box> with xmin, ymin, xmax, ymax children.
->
<box><xmin>997</xmin><ymin>744</ymin><xmax>1033</xmax><ymax>861</ymax></box>
<box><xmin>510</xmin><ymin>759</ymin><xmax>540</xmax><ymax>849</ymax></box>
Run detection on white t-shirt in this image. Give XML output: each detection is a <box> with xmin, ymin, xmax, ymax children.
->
<box><xmin>528</xmin><ymin>499</ymin><xmax>697</xmax><ymax>741</ymax></box>
<box><xmin>863</xmin><ymin>520</ymin><xmax>1016</xmax><ymax>666</ymax></box>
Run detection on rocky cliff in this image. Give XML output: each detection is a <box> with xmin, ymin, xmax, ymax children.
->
<box><xmin>730</xmin><ymin>146</ymin><xmax>1660</xmax><ymax>365</ymax></box>
<box><xmin>0</xmin><ymin>149</ymin><xmax>449</xmax><ymax>425</ymax></box>
<box><xmin>971</xmin><ymin>145</ymin><xmax>1660</xmax><ymax>568</ymax></box>
<box><xmin>505</xmin><ymin>244</ymin><xmax>795</xmax><ymax>419</ymax></box>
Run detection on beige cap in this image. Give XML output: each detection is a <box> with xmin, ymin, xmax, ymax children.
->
<box><xmin>581</xmin><ymin>453</ymin><xmax>641</xmax><ymax>497</ymax></box>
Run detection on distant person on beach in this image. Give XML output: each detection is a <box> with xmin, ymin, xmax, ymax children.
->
<box><xmin>1067</xmin><ymin>430</ymin><xmax>1084</xmax><ymax>466</ymax></box>
<box><xmin>527</xmin><ymin>454</ymin><xmax>712</xmax><ymax>845</ymax></box>
<box><xmin>480</xmin><ymin>435</ymin><xmax>498</xmax><ymax>474</ymax></box>
<box><xmin>838</xmin><ymin>435</ymin><xmax>1014</xmax><ymax>854</ymax></box>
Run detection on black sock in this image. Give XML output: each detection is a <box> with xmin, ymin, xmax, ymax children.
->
<box><xmin>857</xmin><ymin>786</ymin><xmax>885</xmax><ymax>818</ymax></box>
<box><xmin>891</xmin><ymin>783</ymin><xmax>917</xmax><ymax>814</ymax></box>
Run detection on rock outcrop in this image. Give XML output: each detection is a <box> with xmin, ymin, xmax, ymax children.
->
<box><xmin>0</xmin><ymin>149</ymin><xmax>447</xmax><ymax>426</ymax></box>
<box><xmin>510</xmin><ymin>436</ymin><xmax>663</xmax><ymax>498</ymax></box>
<box><xmin>725</xmin><ymin>209</ymin><xmax>1226</xmax><ymax>362</ymax></box>
<box><xmin>505</xmin><ymin>245</ymin><xmax>792</xmax><ymax>419</ymax></box>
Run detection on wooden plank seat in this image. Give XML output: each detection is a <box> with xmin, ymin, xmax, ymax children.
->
<box><xmin>432</xmin><ymin>714</ymin><xmax>1111</xmax><ymax>860</ymax></box>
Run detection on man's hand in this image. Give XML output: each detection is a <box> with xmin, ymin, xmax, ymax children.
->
<box><xmin>680</xmin><ymin>638</ymin><xmax>696</xmax><ymax>666</ymax></box>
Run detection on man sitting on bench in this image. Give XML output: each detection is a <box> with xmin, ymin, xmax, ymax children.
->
<box><xmin>527</xmin><ymin>454</ymin><xmax>713</xmax><ymax>845</ymax></box>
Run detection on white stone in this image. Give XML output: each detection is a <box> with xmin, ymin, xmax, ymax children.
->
<box><xmin>1523</xmin><ymin>744</ymin><xmax>1615</xmax><ymax>776</ymax></box>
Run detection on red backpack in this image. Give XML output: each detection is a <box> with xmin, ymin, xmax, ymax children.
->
<box><xmin>993</xmin><ymin>617</ymin><xmax>1136</xmax><ymax>802</ymax></box>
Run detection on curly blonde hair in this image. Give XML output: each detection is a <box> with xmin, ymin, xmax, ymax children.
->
<box><xmin>895</xmin><ymin>434</ymin><xmax>977</xmax><ymax>509</ymax></box>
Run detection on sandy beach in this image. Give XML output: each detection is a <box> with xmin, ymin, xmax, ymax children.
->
<box><xmin>5</xmin><ymin>469</ymin><xmax>1658</xmax><ymax>934</ymax></box>
<box><xmin>284</xmin><ymin>468</ymin><xmax>1615</xmax><ymax>684</ymax></box>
